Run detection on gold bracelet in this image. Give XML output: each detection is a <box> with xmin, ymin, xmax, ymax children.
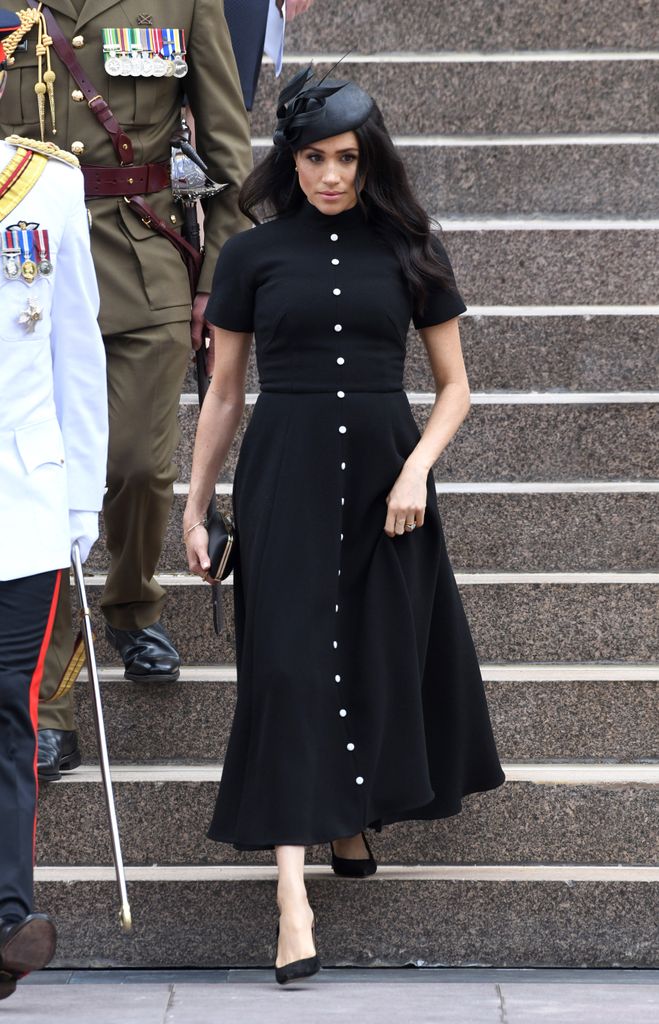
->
<box><xmin>183</xmin><ymin>519</ymin><xmax>206</xmax><ymax>540</ymax></box>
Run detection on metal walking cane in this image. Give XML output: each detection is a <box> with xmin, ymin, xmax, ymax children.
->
<box><xmin>71</xmin><ymin>542</ymin><xmax>132</xmax><ymax>932</ymax></box>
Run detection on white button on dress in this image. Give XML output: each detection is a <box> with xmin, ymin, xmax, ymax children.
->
<box><xmin>355</xmin><ymin>776</ymin><xmax>364</xmax><ymax>785</ymax></box>
<box><xmin>331</xmin><ymin>258</ymin><xmax>340</xmax><ymax>265</ymax></box>
<box><xmin>347</xmin><ymin>743</ymin><xmax>355</xmax><ymax>751</ymax></box>
<box><xmin>331</xmin><ymin>239</ymin><xmax>351</xmax><ymax>776</ymax></box>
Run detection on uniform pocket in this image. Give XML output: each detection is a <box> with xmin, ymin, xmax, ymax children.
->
<box><xmin>14</xmin><ymin>418</ymin><xmax>65</xmax><ymax>474</ymax></box>
<box><xmin>116</xmin><ymin>199</ymin><xmax>193</xmax><ymax>311</ymax></box>
<box><xmin>106</xmin><ymin>74</ymin><xmax>176</xmax><ymax>127</ymax></box>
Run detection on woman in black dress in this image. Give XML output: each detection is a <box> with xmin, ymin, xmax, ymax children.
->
<box><xmin>184</xmin><ymin>67</ymin><xmax>505</xmax><ymax>983</ymax></box>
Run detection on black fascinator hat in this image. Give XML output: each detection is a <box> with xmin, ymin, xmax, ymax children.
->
<box><xmin>273</xmin><ymin>64</ymin><xmax>374</xmax><ymax>151</ymax></box>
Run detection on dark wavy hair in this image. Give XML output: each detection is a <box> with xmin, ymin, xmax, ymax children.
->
<box><xmin>239</xmin><ymin>103</ymin><xmax>457</xmax><ymax>310</ymax></box>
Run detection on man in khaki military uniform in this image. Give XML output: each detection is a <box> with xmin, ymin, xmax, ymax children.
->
<box><xmin>0</xmin><ymin>1</ymin><xmax>252</xmax><ymax>779</ymax></box>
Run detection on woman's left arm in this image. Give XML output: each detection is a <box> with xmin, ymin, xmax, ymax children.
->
<box><xmin>384</xmin><ymin>316</ymin><xmax>470</xmax><ymax>537</ymax></box>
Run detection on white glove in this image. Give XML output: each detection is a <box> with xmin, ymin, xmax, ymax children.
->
<box><xmin>69</xmin><ymin>510</ymin><xmax>99</xmax><ymax>563</ymax></box>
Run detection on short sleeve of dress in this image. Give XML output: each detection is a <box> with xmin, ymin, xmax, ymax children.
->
<box><xmin>412</xmin><ymin>235</ymin><xmax>467</xmax><ymax>330</ymax></box>
<box><xmin>205</xmin><ymin>231</ymin><xmax>256</xmax><ymax>332</ymax></box>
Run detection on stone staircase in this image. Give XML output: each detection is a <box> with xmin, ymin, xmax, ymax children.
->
<box><xmin>35</xmin><ymin>1</ymin><xmax>658</xmax><ymax>968</ymax></box>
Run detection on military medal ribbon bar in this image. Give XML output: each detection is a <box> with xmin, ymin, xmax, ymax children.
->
<box><xmin>102</xmin><ymin>27</ymin><xmax>187</xmax><ymax>78</ymax></box>
<box><xmin>34</xmin><ymin>227</ymin><xmax>52</xmax><ymax>275</ymax></box>
<box><xmin>2</xmin><ymin>226</ymin><xmax>52</xmax><ymax>282</ymax></box>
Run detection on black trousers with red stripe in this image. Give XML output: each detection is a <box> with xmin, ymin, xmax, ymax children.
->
<box><xmin>0</xmin><ymin>569</ymin><xmax>61</xmax><ymax>921</ymax></box>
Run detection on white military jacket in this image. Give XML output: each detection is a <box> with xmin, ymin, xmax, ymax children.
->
<box><xmin>0</xmin><ymin>138</ymin><xmax>108</xmax><ymax>581</ymax></box>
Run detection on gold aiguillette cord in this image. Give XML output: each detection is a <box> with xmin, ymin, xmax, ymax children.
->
<box><xmin>2</xmin><ymin>5</ymin><xmax>57</xmax><ymax>141</ymax></box>
<box><xmin>34</xmin><ymin>5</ymin><xmax>56</xmax><ymax>140</ymax></box>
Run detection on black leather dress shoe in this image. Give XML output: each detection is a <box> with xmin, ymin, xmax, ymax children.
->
<box><xmin>0</xmin><ymin>914</ymin><xmax>57</xmax><ymax>995</ymax></box>
<box><xmin>37</xmin><ymin>729</ymin><xmax>81</xmax><ymax>783</ymax></box>
<box><xmin>105</xmin><ymin>621</ymin><xmax>181</xmax><ymax>683</ymax></box>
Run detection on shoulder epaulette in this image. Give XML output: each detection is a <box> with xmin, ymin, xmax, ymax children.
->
<box><xmin>4</xmin><ymin>135</ymin><xmax>80</xmax><ymax>169</ymax></box>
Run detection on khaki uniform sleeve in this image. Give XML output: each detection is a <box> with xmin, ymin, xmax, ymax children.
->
<box><xmin>186</xmin><ymin>0</ymin><xmax>254</xmax><ymax>293</ymax></box>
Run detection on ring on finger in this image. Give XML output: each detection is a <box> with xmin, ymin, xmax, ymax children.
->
<box><xmin>404</xmin><ymin>521</ymin><xmax>416</xmax><ymax>532</ymax></box>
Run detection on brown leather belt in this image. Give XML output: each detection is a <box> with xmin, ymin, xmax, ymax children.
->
<box><xmin>83</xmin><ymin>162</ymin><xmax>170</xmax><ymax>198</ymax></box>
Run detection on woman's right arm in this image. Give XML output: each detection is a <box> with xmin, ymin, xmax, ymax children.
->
<box><xmin>183</xmin><ymin>327</ymin><xmax>252</xmax><ymax>577</ymax></box>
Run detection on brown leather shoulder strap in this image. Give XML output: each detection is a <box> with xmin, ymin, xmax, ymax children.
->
<box><xmin>26</xmin><ymin>0</ymin><xmax>134</xmax><ymax>165</ymax></box>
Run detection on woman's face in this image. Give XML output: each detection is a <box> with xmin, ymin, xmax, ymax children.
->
<box><xmin>294</xmin><ymin>131</ymin><xmax>361</xmax><ymax>215</ymax></box>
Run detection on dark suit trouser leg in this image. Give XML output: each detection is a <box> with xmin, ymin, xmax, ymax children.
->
<box><xmin>37</xmin><ymin>578</ymin><xmax>74</xmax><ymax>732</ymax></box>
<box><xmin>0</xmin><ymin>570</ymin><xmax>61</xmax><ymax>920</ymax></box>
<box><xmin>224</xmin><ymin>0</ymin><xmax>270</xmax><ymax>109</ymax></box>
<box><xmin>101</xmin><ymin>322</ymin><xmax>191</xmax><ymax>630</ymax></box>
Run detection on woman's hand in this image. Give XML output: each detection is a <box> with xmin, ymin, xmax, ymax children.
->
<box><xmin>384</xmin><ymin>461</ymin><xmax>428</xmax><ymax>538</ymax></box>
<box><xmin>184</xmin><ymin>519</ymin><xmax>211</xmax><ymax>580</ymax></box>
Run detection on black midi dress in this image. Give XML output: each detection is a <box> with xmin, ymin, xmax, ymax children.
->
<box><xmin>205</xmin><ymin>199</ymin><xmax>505</xmax><ymax>850</ymax></box>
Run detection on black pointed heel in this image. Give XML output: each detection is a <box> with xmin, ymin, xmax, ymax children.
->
<box><xmin>330</xmin><ymin>831</ymin><xmax>378</xmax><ymax>878</ymax></box>
<box><xmin>275</xmin><ymin>918</ymin><xmax>320</xmax><ymax>986</ymax></box>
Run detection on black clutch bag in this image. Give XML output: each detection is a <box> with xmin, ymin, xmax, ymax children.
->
<box><xmin>206</xmin><ymin>505</ymin><xmax>236</xmax><ymax>582</ymax></box>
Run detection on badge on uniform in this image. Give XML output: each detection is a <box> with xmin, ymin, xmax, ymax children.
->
<box><xmin>18</xmin><ymin>297</ymin><xmax>43</xmax><ymax>333</ymax></box>
<box><xmin>2</xmin><ymin>222</ymin><xmax>52</xmax><ymax>284</ymax></box>
<box><xmin>102</xmin><ymin>27</ymin><xmax>188</xmax><ymax>78</ymax></box>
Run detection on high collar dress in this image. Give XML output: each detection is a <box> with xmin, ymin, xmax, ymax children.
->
<box><xmin>205</xmin><ymin>199</ymin><xmax>505</xmax><ymax>850</ymax></box>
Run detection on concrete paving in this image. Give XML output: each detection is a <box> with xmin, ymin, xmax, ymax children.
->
<box><xmin>7</xmin><ymin>970</ymin><xmax>659</xmax><ymax>1024</ymax></box>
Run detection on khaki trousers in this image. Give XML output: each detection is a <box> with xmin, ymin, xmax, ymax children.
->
<box><xmin>38</xmin><ymin>322</ymin><xmax>191</xmax><ymax>731</ymax></box>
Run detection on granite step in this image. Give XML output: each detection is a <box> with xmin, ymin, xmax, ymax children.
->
<box><xmin>283</xmin><ymin>0</ymin><xmax>659</xmax><ymax>52</ymax></box>
<box><xmin>173</xmin><ymin>396</ymin><xmax>659</xmax><ymax>483</ymax></box>
<box><xmin>76</xmin><ymin>574</ymin><xmax>658</xmax><ymax>664</ymax></box>
<box><xmin>35</xmin><ymin>764</ymin><xmax>659</xmax><ymax>867</ymax></box>
<box><xmin>439</xmin><ymin>228</ymin><xmax>659</xmax><ymax>307</ymax></box>
<box><xmin>34</xmin><ymin>865</ymin><xmax>659</xmax><ymax>968</ymax></box>
<box><xmin>183</xmin><ymin>315</ymin><xmax>659</xmax><ymax>394</ymax></box>
<box><xmin>71</xmin><ymin>665</ymin><xmax>659</xmax><ymax>766</ymax></box>
<box><xmin>251</xmin><ymin>143</ymin><xmax>659</xmax><ymax>218</ymax></box>
<box><xmin>90</xmin><ymin>488</ymin><xmax>659</xmax><ymax>574</ymax></box>
<box><xmin>249</xmin><ymin>60</ymin><xmax>656</xmax><ymax>136</ymax></box>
